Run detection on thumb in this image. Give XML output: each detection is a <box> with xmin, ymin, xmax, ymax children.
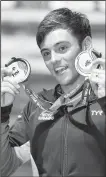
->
<box><xmin>1</xmin><ymin>67</ymin><xmax>12</xmax><ymax>81</ymax></box>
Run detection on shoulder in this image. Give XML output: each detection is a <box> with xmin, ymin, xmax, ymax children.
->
<box><xmin>89</xmin><ymin>99</ymin><xmax>105</xmax><ymax>135</ymax></box>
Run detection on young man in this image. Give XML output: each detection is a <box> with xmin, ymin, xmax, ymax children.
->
<box><xmin>1</xmin><ymin>8</ymin><xmax>105</xmax><ymax>176</ymax></box>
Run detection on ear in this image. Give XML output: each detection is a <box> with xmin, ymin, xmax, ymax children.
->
<box><xmin>82</xmin><ymin>36</ymin><xmax>92</xmax><ymax>51</ymax></box>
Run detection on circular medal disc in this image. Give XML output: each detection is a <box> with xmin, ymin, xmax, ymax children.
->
<box><xmin>75</xmin><ymin>49</ymin><xmax>96</xmax><ymax>77</ymax></box>
<box><xmin>5</xmin><ymin>58</ymin><xmax>31</xmax><ymax>84</ymax></box>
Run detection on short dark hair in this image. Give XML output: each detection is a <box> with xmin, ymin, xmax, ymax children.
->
<box><xmin>36</xmin><ymin>8</ymin><xmax>92</xmax><ymax>48</ymax></box>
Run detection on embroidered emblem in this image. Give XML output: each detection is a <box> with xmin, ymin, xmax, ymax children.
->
<box><xmin>38</xmin><ymin>110</ymin><xmax>54</xmax><ymax>120</ymax></box>
<box><xmin>91</xmin><ymin>110</ymin><xmax>103</xmax><ymax>116</ymax></box>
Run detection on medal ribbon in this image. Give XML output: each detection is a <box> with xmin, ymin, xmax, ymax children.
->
<box><xmin>24</xmin><ymin>80</ymin><xmax>90</xmax><ymax>118</ymax></box>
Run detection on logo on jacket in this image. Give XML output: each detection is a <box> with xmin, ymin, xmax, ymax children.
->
<box><xmin>91</xmin><ymin>110</ymin><xmax>103</xmax><ymax>116</ymax></box>
<box><xmin>38</xmin><ymin>110</ymin><xmax>54</xmax><ymax>120</ymax></box>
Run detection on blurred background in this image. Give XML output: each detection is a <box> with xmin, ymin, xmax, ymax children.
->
<box><xmin>1</xmin><ymin>1</ymin><xmax>105</xmax><ymax>176</ymax></box>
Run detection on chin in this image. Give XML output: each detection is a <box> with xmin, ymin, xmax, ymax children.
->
<box><xmin>59</xmin><ymin>74</ymin><xmax>80</xmax><ymax>86</ymax></box>
<box><xmin>58</xmin><ymin>77</ymin><xmax>73</xmax><ymax>86</ymax></box>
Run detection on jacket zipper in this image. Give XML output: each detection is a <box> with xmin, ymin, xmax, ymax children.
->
<box><xmin>61</xmin><ymin>108</ymin><xmax>68</xmax><ymax>176</ymax></box>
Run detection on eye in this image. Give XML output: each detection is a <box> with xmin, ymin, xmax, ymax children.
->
<box><xmin>58</xmin><ymin>45</ymin><xmax>68</xmax><ymax>53</ymax></box>
<box><xmin>60</xmin><ymin>46</ymin><xmax>67</xmax><ymax>50</ymax></box>
<box><xmin>44</xmin><ymin>51</ymin><xmax>51</xmax><ymax>57</ymax></box>
<box><xmin>42</xmin><ymin>50</ymin><xmax>51</xmax><ymax>61</ymax></box>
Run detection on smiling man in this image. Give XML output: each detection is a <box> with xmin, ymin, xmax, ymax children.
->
<box><xmin>40</xmin><ymin>29</ymin><xmax>84</xmax><ymax>91</ymax></box>
<box><xmin>1</xmin><ymin>8</ymin><xmax>105</xmax><ymax>176</ymax></box>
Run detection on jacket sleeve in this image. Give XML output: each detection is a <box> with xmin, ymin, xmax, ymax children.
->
<box><xmin>1</xmin><ymin>101</ymin><xmax>32</xmax><ymax>177</ymax></box>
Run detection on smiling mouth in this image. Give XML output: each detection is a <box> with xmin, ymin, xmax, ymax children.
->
<box><xmin>54</xmin><ymin>66</ymin><xmax>68</xmax><ymax>75</ymax></box>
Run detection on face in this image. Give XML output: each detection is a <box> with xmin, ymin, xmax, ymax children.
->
<box><xmin>40</xmin><ymin>29</ymin><xmax>82</xmax><ymax>86</ymax></box>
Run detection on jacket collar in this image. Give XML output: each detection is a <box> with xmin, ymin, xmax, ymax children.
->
<box><xmin>37</xmin><ymin>81</ymin><xmax>97</xmax><ymax>111</ymax></box>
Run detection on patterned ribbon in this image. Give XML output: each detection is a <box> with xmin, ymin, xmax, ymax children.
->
<box><xmin>23</xmin><ymin>79</ymin><xmax>93</xmax><ymax>120</ymax></box>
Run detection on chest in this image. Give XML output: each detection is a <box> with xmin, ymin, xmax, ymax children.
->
<box><xmin>28</xmin><ymin>101</ymin><xmax>105</xmax><ymax>148</ymax></box>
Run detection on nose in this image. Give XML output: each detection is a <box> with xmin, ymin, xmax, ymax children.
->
<box><xmin>51</xmin><ymin>50</ymin><xmax>61</xmax><ymax>64</ymax></box>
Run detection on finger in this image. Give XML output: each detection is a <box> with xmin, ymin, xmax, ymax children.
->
<box><xmin>89</xmin><ymin>71</ymin><xmax>105</xmax><ymax>82</ymax></box>
<box><xmin>92</xmin><ymin>58</ymin><xmax>105</xmax><ymax>64</ymax></box>
<box><xmin>1</xmin><ymin>86</ymin><xmax>18</xmax><ymax>97</ymax></box>
<box><xmin>91</xmin><ymin>69</ymin><xmax>105</xmax><ymax>74</ymax></box>
<box><xmin>1</xmin><ymin>67</ymin><xmax>12</xmax><ymax>82</ymax></box>
<box><xmin>1</xmin><ymin>67</ymin><xmax>12</xmax><ymax>77</ymax></box>
<box><xmin>90</xmin><ymin>76</ymin><xmax>105</xmax><ymax>95</ymax></box>
<box><xmin>91</xmin><ymin>58</ymin><xmax>105</xmax><ymax>70</ymax></box>
<box><xmin>89</xmin><ymin>73</ymin><xmax>105</xmax><ymax>85</ymax></box>
<box><xmin>90</xmin><ymin>77</ymin><xmax>105</xmax><ymax>84</ymax></box>
<box><xmin>3</xmin><ymin>77</ymin><xmax>20</xmax><ymax>88</ymax></box>
<box><xmin>1</xmin><ymin>82</ymin><xmax>20</xmax><ymax>95</ymax></box>
<box><xmin>92</xmin><ymin>58</ymin><xmax>105</xmax><ymax>66</ymax></box>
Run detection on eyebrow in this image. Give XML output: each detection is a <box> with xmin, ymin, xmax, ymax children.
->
<box><xmin>41</xmin><ymin>48</ymin><xmax>49</xmax><ymax>53</ymax></box>
<box><xmin>55</xmin><ymin>41</ymin><xmax>69</xmax><ymax>46</ymax></box>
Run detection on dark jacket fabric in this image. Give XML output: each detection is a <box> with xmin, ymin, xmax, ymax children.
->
<box><xmin>1</xmin><ymin>83</ymin><xmax>106</xmax><ymax>176</ymax></box>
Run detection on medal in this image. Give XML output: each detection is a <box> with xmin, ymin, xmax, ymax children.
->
<box><xmin>75</xmin><ymin>48</ymin><xmax>102</xmax><ymax>77</ymax></box>
<box><xmin>5</xmin><ymin>57</ymin><xmax>31</xmax><ymax>83</ymax></box>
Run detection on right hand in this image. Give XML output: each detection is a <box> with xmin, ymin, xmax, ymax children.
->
<box><xmin>1</xmin><ymin>67</ymin><xmax>20</xmax><ymax>107</ymax></box>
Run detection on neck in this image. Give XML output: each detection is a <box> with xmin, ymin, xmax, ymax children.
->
<box><xmin>61</xmin><ymin>75</ymin><xmax>85</xmax><ymax>94</ymax></box>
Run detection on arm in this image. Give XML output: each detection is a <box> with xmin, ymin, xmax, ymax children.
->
<box><xmin>1</xmin><ymin>102</ymin><xmax>31</xmax><ymax>177</ymax></box>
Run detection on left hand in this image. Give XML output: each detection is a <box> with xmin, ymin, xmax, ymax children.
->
<box><xmin>89</xmin><ymin>58</ymin><xmax>105</xmax><ymax>98</ymax></box>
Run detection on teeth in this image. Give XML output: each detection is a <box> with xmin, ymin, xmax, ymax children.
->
<box><xmin>55</xmin><ymin>66</ymin><xmax>68</xmax><ymax>73</ymax></box>
<box><xmin>55</xmin><ymin>67</ymin><xmax>65</xmax><ymax>71</ymax></box>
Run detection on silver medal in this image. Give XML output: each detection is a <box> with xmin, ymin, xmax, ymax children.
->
<box><xmin>75</xmin><ymin>48</ymin><xmax>96</xmax><ymax>77</ymax></box>
<box><xmin>5</xmin><ymin>57</ymin><xmax>31</xmax><ymax>84</ymax></box>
